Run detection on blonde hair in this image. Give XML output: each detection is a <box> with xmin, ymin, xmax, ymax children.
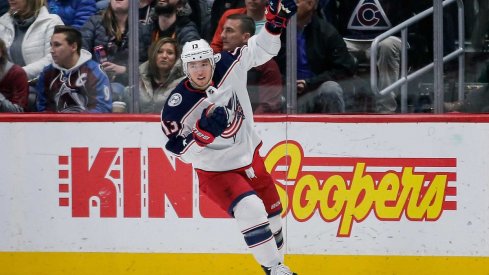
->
<box><xmin>10</xmin><ymin>0</ymin><xmax>45</xmax><ymax>20</ymax></box>
<box><xmin>148</xmin><ymin>38</ymin><xmax>179</xmax><ymax>80</ymax></box>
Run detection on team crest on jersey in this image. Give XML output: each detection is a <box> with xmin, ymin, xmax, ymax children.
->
<box><xmin>214</xmin><ymin>53</ymin><xmax>221</xmax><ymax>63</ymax></box>
<box><xmin>221</xmin><ymin>93</ymin><xmax>244</xmax><ymax>139</ymax></box>
<box><xmin>168</xmin><ymin>93</ymin><xmax>183</xmax><ymax>107</ymax></box>
<box><xmin>348</xmin><ymin>0</ymin><xmax>391</xmax><ymax>31</ymax></box>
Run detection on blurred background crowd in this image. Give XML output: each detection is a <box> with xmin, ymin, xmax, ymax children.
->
<box><xmin>0</xmin><ymin>0</ymin><xmax>488</xmax><ymax>114</ymax></box>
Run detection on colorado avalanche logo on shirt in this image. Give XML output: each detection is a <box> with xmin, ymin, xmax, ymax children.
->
<box><xmin>75</xmin><ymin>73</ymin><xmax>88</xmax><ymax>87</ymax></box>
<box><xmin>348</xmin><ymin>0</ymin><xmax>391</xmax><ymax>31</ymax></box>
<box><xmin>168</xmin><ymin>93</ymin><xmax>183</xmax><ymax>107</ymax></box>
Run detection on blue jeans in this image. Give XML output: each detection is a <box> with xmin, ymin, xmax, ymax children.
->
<box><xmin>297</xmin><ymin>81</ymin><xmax>345</xmax><ymax>113</ymax></box>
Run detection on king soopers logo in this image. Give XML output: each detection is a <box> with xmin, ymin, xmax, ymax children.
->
<box><xmin>57</xmin><ymin>142</ymin><xmax>457</xmax><ymax>237</ymax></box>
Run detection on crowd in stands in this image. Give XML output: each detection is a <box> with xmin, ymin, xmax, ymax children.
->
<box><xmin>0</xmin><ymin>0</ymin><xmax>488</xmax><ymax>114</ymax></box>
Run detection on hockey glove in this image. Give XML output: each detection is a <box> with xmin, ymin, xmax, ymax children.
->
<box><xmin>193</xmin><ymin>105</ymin><xmax>228</xmax><ymax>146</ymax></box>
<box><xmin>265</xmin><ymin>0</ymin><xmax>297</xmax><ymax>35</ymax></box>
<box><xmin>165</xmin><ymin>135</ymin><xmax>193</xmax><ymax>155</ymax></box>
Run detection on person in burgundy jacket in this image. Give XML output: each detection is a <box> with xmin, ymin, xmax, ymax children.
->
<box><xmin>0</xmin><ymin>38</ymin><xmax>29</xmax><ymax>112</ymax></box>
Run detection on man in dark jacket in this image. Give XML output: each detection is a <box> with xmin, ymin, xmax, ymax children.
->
<box><xmin>150</xmin><ymin>0</ymin><xmax>201</xmax><ymax>47</ymax></box>
<box><xmin>276</xmin><ymin>0</ymin><xmax>357</xmax><ymax>113</ymax></box>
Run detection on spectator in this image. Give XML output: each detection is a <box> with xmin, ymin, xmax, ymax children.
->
<box><xmin>210</xmin><ymin>0</ymin><xmax>266</xmax><ymax>53</ymax></box>
<box><xmin>139</xmin><ymin>37</ymin><xmax>185</xmax><ymax>113</ymax></box>
<box><xmin>47</xmin><ymin>0</ymin><xmax>97</xmax><ymax>29</ymax></box>
<box><xmin>276</xmin><ymin>0</ymin><xmax>356</xmax><ymax>113</ymax></box>
<box><xmin>318</xmin><ymin>0</ymin><xmax>337</xmax><ymax>26</ymax></box>
<box><xmin>140</xmin><ymin>0</ymin><xmax>155</xmax><ymax>25</ymax></box>
<box><xmin>336</xmin><ymin>0</ymin><xmax>411</xmax><ymax>113</ymax></box>
<box><xmin>0</xmin><ymin>0</ymin><xmax>8</xmax><ymax>16</ymax></box>
<box><xmin>81</xmin><ymin>0</ymin><xmax>151</xmax><ymax>102</ymax></box>
<box><xmin>188</xmin><ymin>0</ymin><xmax>212</xmax><ymax>40</ymax></box>
<box><xmin>0</xmin><ymin>37</ymin><xmax>29</xmax><ymax>112</ymax></box>
<box><xmin>36</xmin><ymin>25</ymin><xmax>112</xmax><ymax>113</ymax></box>
<box><xmin>150</xmin><ymin>0</ymin><xmax>200</xmax><ymax>46</ymax></box>
<box><xmin>222</xmin><ymin>13</ymin><xmax>283</xmax><ymax>113</ymax></box>
<box><xmin>210</xmin><ymin>0</ymin><xmax>244</xmax><ymax>40</ymax></box>
<box><xmin>0</xmin><ymin>0</ymin><xmax>64</xmax><ymax>81</ymax></box>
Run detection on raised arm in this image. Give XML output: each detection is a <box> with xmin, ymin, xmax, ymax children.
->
<box><xmin>239</xmin><ymin>0</ymin><xmax>297</xmax><ymax>70</ymax></box>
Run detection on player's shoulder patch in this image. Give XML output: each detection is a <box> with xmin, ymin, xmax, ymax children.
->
<box><xmin>214</xmin><ymin>53</ymin><xmax>222</xmax><ymax>64</ymax></box>
<box><xmin>213</xmin><ymin>50</ymin><xmax>240</xmax><ymax>81</ymax></box>
<box><xmin>168</xmin><ymin>93</ymin><xmax>183</xmax><ymax>107</ymax></box>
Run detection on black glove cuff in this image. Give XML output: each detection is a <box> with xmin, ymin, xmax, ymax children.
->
<box><xmin>265</xmin><ymin>21</ymin><xmax>285</xmax><ymax>35</ymax></box>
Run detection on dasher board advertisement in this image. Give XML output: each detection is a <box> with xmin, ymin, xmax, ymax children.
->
<box><xmin>0</xmin><ymin>115</ymin><xmax>487</xmax><ymax>257</ymax></box>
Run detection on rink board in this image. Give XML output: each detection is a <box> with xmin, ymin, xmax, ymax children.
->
<box><xmin>1</xmin><ymin>114</ymin><xmax>489</xmax><ymax>274</ymax></box>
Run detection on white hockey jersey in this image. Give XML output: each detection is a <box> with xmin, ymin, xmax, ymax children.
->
<box><xmin>160</xmin><ymin>28</ymin><xmax>281</xmax><ymax>172</ymax></box>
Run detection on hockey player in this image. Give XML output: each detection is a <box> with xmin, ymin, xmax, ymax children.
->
<box><xmin>160</xmin><ymin>0</ymin><xmax>297</xmax><ymax>273</ymax></box>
